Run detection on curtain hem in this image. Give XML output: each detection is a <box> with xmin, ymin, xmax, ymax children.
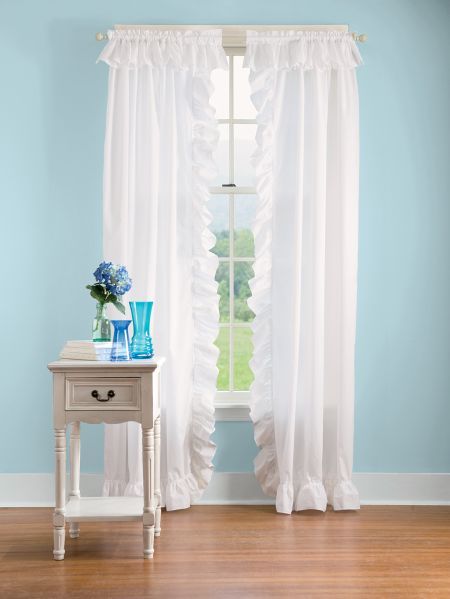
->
<box><xmin>275</xmin><ymin>479</ymin><xmax>360</xmax><ymax>514</ymax></box>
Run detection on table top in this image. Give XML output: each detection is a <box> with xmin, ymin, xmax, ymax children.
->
<box><xmin>48</xmin><ymin>357</ymin><xmax>165</xmax><ymax>371</ymax></box>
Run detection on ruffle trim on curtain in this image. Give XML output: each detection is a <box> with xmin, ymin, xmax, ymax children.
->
<box><xmin>163</xmin><ymin>473</ymin><xmax>210</xmax><ymax>511</ymax></box>
<box><xmin>97</xmin><ymin>29</ymin><xmax>228</xmax><ymax>72</ymax></box>
<box><xmin>275</xmin><ymin>479</ymin><xmax>360</xmax><ymax>514</ymax></box>
<box><xmin>247</xmin><ymin>64</ymin><xmax>278</xmax><ymax>499</ymax></box>
<box><xmin>244</xmin><ymin>30</ymin><xmax>363</xmax><ymax>71</ymax></box>
<box><xmin>161</xmin><ymin>62</ymin><xmax>222</xmax><ymax>511</ymax></box>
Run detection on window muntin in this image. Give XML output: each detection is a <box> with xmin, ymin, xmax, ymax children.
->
<box><xmin>210</xmin><ymin>50</ymin><xmax>257</xmax><ymax>399</ymax></box>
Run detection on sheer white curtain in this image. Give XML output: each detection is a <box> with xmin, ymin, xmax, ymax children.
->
<box><xmin>97</xmin><ymin>29</ymin><xmax>227</xmax><ymax>510</ymax></box>
<box><xmin>245</xmin><ymin>31</ymin><xmax>363</xmax><ymax>514</ymax></box>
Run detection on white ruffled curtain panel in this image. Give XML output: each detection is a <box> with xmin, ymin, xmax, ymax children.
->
<box><xmin>98</xmin><ymin>30</ymin><xmax>227</xmax><ymax>510</ymax></box>
<box><xmin>245</xmin><ymin>31</ymin><xmax>362</xmax><ymax>514</ymax></box>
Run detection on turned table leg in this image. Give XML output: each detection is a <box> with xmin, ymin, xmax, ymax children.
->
<box><xmin>142</xmin><ymin>426</ymin><xmax>155</xmax><ymax>559</ymax></box>
<box><xmin>69</xmin><ymin>421</ymin><xmax>80</xmax><ymax>539</ymax></box>
<box><xmin>154</xmin><ymin>415</ymin><xmax>161</xmax><ymax>537</ymax></box>
<box><xmin>53</xmin><ymin>428</ymin><xmax>66</xmax><ymax>560</ymax></box>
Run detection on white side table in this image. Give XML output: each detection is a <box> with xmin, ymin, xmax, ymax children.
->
<box><xmin>47</xmin><ymin>358</ymin><xmax>165</xmax><ymax>560</ymax></box>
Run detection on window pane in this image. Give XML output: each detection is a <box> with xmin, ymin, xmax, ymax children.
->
<box><xmin>215</xmin><ymin>328</ymin><xmax>230</xmax><ymax>390</ymax></box>
<box><xmin>234</xmin><ymin>195</ymin><xmax>256</xmax><ymax>257</ymax></box>
<box><xmin>234</xmin><ymin>124</ymin><xmax>256</xmax><ymax>186</ymax></box>
<box><xmin>234</xmin><ymin>262</ymin><xmax>255</xmax><ymax>323</ymax></box>
<box><xmin>215</xmin><ymin>262</ymin><xmax>230</xmax><ymax>323</ymax></box>
<box><xmin>233</xmin><ymin>56</ymin><xmax>256</xmax><ymax>119</ymax></box>
<box><xmin>209</xmin><ymin>195</ymin><xmax>229</xmax><ymax>257</ymax></box>
<box><xmin>211</xmin><ymin>60</ymin><xmax>229</xmax><ymax>119</ymax></box>
<box><xmin>212</xmin><ymin>124</ymin><xmax>229</xmax><ymax>186</ymax></box>
<box><xmin>233</xmin><ymin>327</ymin><xmax>254</xmax><ymax>390</ymax></box>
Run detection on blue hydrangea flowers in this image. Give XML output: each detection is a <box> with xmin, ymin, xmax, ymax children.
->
<box><xmin>94</xmin><ymin>261</ymin><xmax>132</xmax><ymax>295</ymax></box>
<box><xmin>87</xmin><ymin>262</ymin><xmax>132</xmax><ymax>314</ymax></box>
<box><xmin>93</xmin><ymin>261</ymin><xmax>114</xmax><ymax>285</ymax></box>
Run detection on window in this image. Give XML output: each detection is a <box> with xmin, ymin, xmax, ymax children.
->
<box><xmin>210</xmin><ymin>50</ymin><xmax>257</xmax><ymax>407</ymax></box>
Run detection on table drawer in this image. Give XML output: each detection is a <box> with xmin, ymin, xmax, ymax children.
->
<box><xmin>65</xmin><ymin>377</ymin><xmax>141</xmax><ymax>411</ymax></box>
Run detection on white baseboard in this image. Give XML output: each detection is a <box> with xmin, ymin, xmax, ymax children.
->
<box><xmin>0</xmin><ymin>472</ymin><xmax>449</xmax><ymax>507</ymax></box>
<box><xmin>352</xmin><ymin>473</ymin><xmax>450</xmax><ymax>505</ymax></box>
<box><xmin>199</xmin><ymin>472</ymin><xmax>450</xmax><ymax>506</ymax></box>
<box><xmin>0</xmin><ymin>473</ymin><xmax>104</xmax><ymax>507</ymax></box>
<box><xmin>200</xmin><ymin>472</ymin><xmax>273</xmax><ymax>504</ymax></box>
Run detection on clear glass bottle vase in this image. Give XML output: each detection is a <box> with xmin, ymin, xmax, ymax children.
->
<box><xmin>92</xmin><ymin>303</ymin><xmax>111</xmax><ymax>342</ymax></box>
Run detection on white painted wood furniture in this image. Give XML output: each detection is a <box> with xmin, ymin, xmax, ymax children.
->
<box><xmin>47</xmin><ymin>358</ymin><xmax>165</xmax><ymax>560</ymax></box>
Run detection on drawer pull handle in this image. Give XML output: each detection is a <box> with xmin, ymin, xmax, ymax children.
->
<box><xmin>91</xmin><ymin>390</ymin><xmax>115</xmax><ymax>402</ymax></box>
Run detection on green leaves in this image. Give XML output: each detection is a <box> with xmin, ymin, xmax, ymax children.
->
<box><xmin>86</xmin><ymin>283</ymin><xmax>107</xmax><ymax>304</ymax></box>
<box><xmin>111</xmin><ymin>296</ymin><xmax>126</xmax><ymax>315</ymax></box>
<box><xmin>86</xmin><ymin>284</ymin><xmax>126</xmax><ymax>314</ymax></box>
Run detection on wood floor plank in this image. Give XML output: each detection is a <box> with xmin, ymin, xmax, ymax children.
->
<box><xmin>0</xmin><ymin>506</ymin><xmax>449</xmax><ymax>598</ymax></box>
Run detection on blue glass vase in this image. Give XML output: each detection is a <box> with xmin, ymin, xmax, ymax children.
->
<box><xmin>110</xmin><ymin>320</ymin><xmax>132</xmax><ymax>361</ymax></box>
<box><xmin>130</xmin><ymin>301</ymin><xmax>154</xmax><ymax>359</ymax></box>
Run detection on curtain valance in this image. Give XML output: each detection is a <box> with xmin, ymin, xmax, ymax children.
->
<box><xmin>244</xmin><ymin>30</ymin><xmax>362</xmax><ymax>71</ymax></box>
<box><xmin>97</xmin><ymin>29</ymin><xmax>228</xmax><ymax>71</ymax></box>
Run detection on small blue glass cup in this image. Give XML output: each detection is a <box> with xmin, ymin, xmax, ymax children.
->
<box><xmin>110</xmin><ymin>320</ymin><xmax>132</xmax><ymax>361</ymax></box>
<box><xmin>130</xmin><ymin>301</ymin><xmax>154</xmax><ymax>359</ymax></box>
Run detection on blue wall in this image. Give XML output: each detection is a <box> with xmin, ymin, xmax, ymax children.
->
<box><xmin>1</xmin><ymin>0</ymin><xmax>449</xmax><ymax>475</ymax></box>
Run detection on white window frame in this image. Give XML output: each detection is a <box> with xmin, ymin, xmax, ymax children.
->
<box><xmin>211</xmin><ymin>46</ymin><xmax>256</xmax><ymax>421</ymax></box>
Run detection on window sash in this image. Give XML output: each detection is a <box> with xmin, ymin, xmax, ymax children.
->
<box><xmin>210</xmin><ymin>46</ymin><xmax>256</xmax><ymax>408</ymax></box>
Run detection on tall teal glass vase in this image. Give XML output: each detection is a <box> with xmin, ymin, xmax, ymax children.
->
<box><xmin>110</xmin><ymin>320</ymin><xmax>132</xmax><ymax>361</ymax></box>
<box><xmin>130</xmin><ymin>301</ymin><xmax>154</xmax><ymax>359</ymax></box>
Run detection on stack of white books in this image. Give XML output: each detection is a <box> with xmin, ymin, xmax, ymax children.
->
<box><xmin>60</xmin><ymin>340</ymin><xmax>113</xmax><ymax>361</ymax></box>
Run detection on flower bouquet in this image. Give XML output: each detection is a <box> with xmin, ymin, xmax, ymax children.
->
<box><xmin>87</xmin><ymin>261</ymin><xmax>132</xmax><ymax>341</ymax></box>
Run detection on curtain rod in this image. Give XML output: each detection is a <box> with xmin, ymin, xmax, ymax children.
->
<box><xmin>95</xmin><ymin>25</ymin><xmax>368</xmax><ymax>45</ymax></box>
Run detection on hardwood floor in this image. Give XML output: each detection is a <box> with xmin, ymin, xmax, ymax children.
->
<box><xmin>0</xmin><ymin>505</ymin><xmax>449</xmax><ymax>598</ymax></box>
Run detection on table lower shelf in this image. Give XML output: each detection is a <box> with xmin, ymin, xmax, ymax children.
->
<box><xmin>65</xmin><ymin>496</ymin><xmax>144</xmax><ymax>522</ymax></box>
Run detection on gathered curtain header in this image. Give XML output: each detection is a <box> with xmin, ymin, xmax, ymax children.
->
<box><xmin>97</xmin><ymin>29</ymin><xmax>228</xmax><ymax>71</ymax></box>
<box><xmin>245</xmin><ymin>30</ymin><xmax>362</xmax><ymax>70</ymax></box>
<box><xmin>97</xmin><ymin>28</ymin><xmax>362</xmax><ymax>71</ymax></box>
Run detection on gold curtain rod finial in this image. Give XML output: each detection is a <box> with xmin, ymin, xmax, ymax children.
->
<box><xmin>352</xmin><ymin>32</ymin><xmax>368</xmax><ymax>43</ymax></box>
<box><xmin>96</xmin><ymin>32</ymin><xmax>107</xmax><ymax>42</ymax></box>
